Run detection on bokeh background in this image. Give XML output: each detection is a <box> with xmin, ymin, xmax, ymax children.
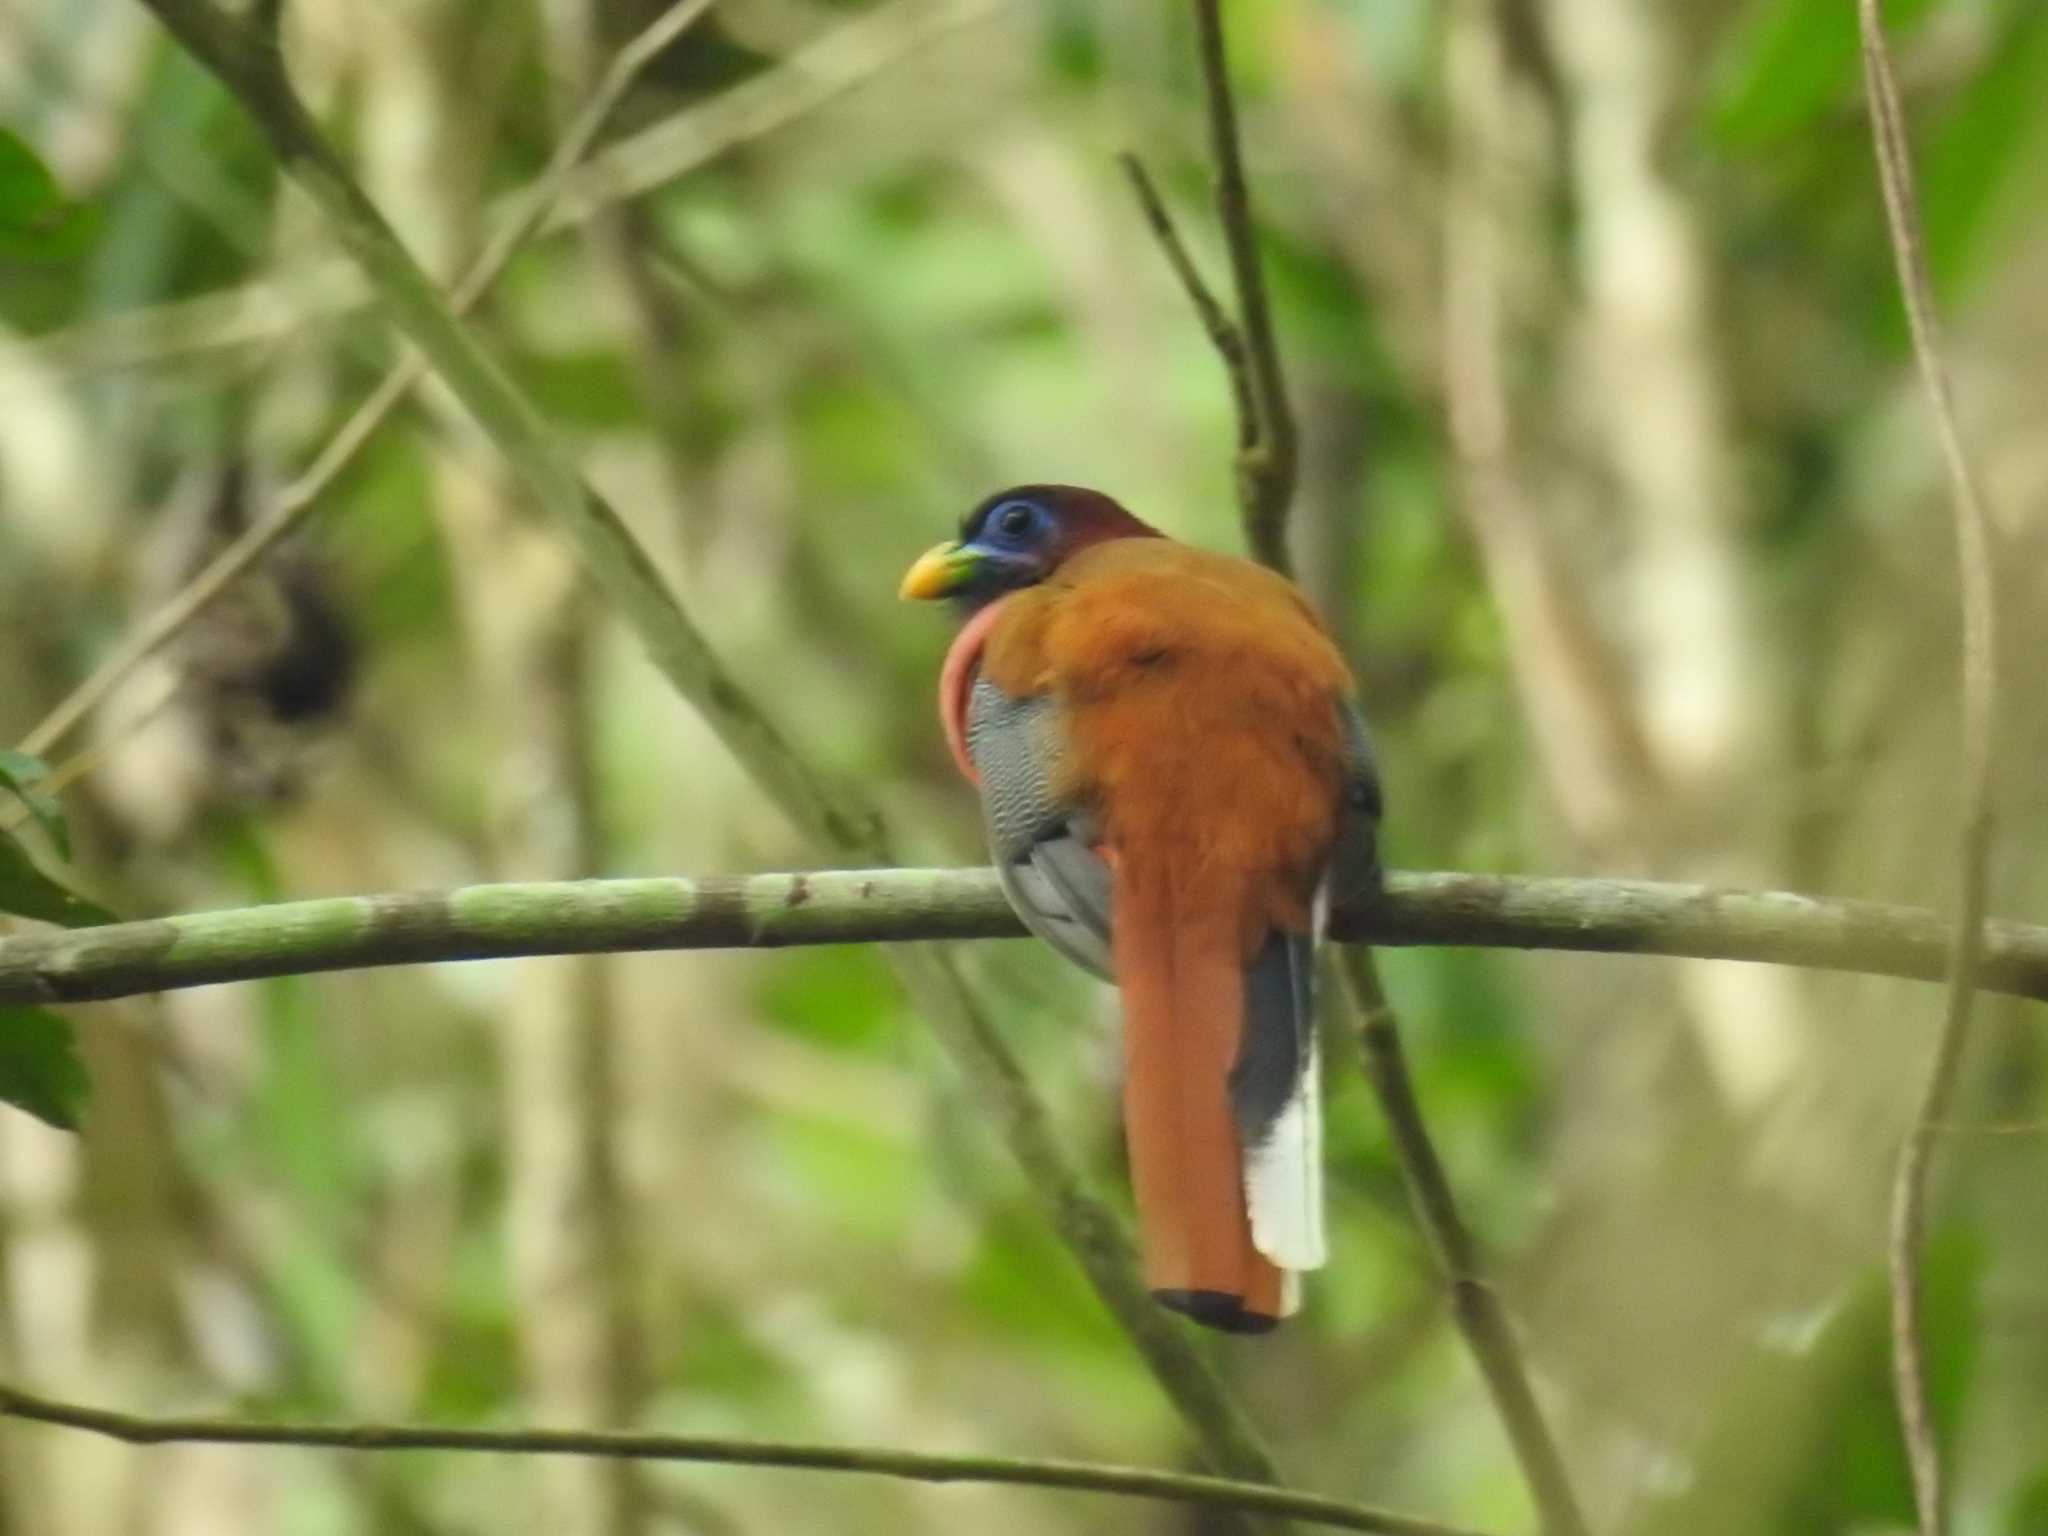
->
<box><xmin>3</xmin><ymin>0</ymin><xmax>2048</xmax><ymax>1531</ymax></box>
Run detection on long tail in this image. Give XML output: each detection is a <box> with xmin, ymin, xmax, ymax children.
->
<box><xmin>1110</xmin><ymin>862</ymin><xmax>1294</xmax><ymax>1333</ymax></box>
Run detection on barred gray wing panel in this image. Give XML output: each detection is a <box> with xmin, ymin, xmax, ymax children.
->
<box><xmin>965</xmin><ymin>678</ymin><xmax>1113</xmax><ymax>980</ymax></box>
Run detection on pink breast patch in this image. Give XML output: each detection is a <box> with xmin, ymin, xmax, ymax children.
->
<box><xmin>937</xmin><ymin>597</ymin><xmax>1009</xmax><ymax>786</ymax></box>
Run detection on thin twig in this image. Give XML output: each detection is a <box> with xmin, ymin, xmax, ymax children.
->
<box><xmin>1189</xmin><ymin>0</ymin><xmax>1297</xmax><ymax>571</ymax></box>
<box><xmin>544</xmin><ymin>17</ymin><xmax>669</xmax><ymax>1534</ymax></box>
<box><xmin>6</xmin><ymin>867</ymin><xmax>2048</xmax><ymax>1010</ymax></box>
<box><xmin>19</xmin><ymin>0</ymin><xmax>686</xmax><ymax>763</ymax></box>
<box><xmin>1338</xmin><ymin>954</ymin><xmax>1587</xmax><ymax>1536</ymax></box>
<box><xmin>0</xmin><ymin>1379</ymin><xmax>1483</xmax><ymax>1536</ymax></box>
<box><xmin>1856</xmin><ymin>7</ymin><xmax>2002</xmax><ymax>1534</ymax></box>
<box><xmin>122</xmin><ymin>0</ymin><xmax>1282</xmax><ymax>1489</ymax></box>
<box><xmin>1117</xmin><ymin>153</ymin><xmax>1259</xmax><ymax>451</ymax></box>
<box><xmin>0</xmin><ymin>674</ymin><xmax>190</xmax><ymax>837</ymax></box>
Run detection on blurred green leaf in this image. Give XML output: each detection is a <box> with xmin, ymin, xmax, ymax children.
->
<box><xmin>1710</xmin><ymin>0</ymin><xmax>1938</xmax><ymax>145</ymax></box>
<box><xmin>959</xmin><ymin>1201</ymin><xmax>1121</xmax><ymax>1350</ymax></box>
<box><xmin>0</xmin><ymin>1006</ymin><xmax>89</xmax><ymax>1130</ymax></box>
<box><xmin>757</xmin><ymin>946</ymin><xmax>898</xmax><ymax>1052</ymax></box>
<box><xmin>764</xmin><ymin>1113</ymin><xmax>918</xmax><ymax>1243</ymax></box>
<box><xmin>0</xmin><ymin>127</ymin><xmax>89</xmax><ymax>260</ymax></box>
<box><xmin>1041</xmin><ymin>0</ymin><xmax>1105</xmax><ymax>85</ymax></box>
<box><xmin>2005</xmin><ymin>1466</ymin><xmax>2048</xmax><ymax>1535</ymax></box>
<box><xmin>665</xmin><ymin>1295</ymin><xmax>792</xmax><ymax>1406</ymax></box>
<box><xmin>254</xmin><ymin>974</ymin><xmax>358</xmax><ymax>1225</ymax></box>
<box><xmin>0</xmin><ymin>750</ymin><xmax>71</xmax><ymax>858</ymax></box>
<box><xmin>0</xmin><ymin>828</ymin><xmax>116</xmax><ymax>928</ymax></box>
<box><xmin>1918</xmin><ymin>4</ymin><xmax>2048</xmax><ymax>295</ymax></box>
<box><xmin>509</xmin><ymin>344</ymin><xmax>646</xmax><ymax>429</ymax></box>
<box><xmin>418</xmin><ymin>1301</ymin><xmax>522</xmax><ymax>1420</ymax></box>
<box><xmin>1625</xmin><ymin>1232</ymin><xmax>1981</xmax><ymax>1535</ymax></box>
<box><xmin>0</xmin><ymin>128</ymin><xmax>62</xmax><ymax>229</ymax></box>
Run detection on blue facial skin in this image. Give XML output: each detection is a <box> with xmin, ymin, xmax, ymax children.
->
<box><xmin>949</xmin><ymin>497</ymin><xmax>1058</xmax><ymax>609</ymax></box>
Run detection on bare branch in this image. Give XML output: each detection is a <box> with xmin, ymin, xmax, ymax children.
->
<box><xmin>0</xmin><ymin>1378</ymin><xmax>1485</xmax><ymax>1536</ymax></box>
<box><xmin>1856</xmin><ymin>6</ymin><xmax>2003</xmax><ymax>1533</ymax></box>
<box><xmin>1118</xmin><ymin>153</ymin><xmax>1260</xmax><ymax>450</ymax></box>
<box><xmin>1188</xmin><ymin>0</ymin><xmax>1297</xmax><ymax>570</ymax></box>
<box><xmin>1339</xmin><ymin>953</ymin><xmax>1587</xmax><ymax>1536</ymax></box>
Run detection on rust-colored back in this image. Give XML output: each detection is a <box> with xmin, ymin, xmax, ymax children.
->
<box><xmin>981</xmin><ymin>539</ymin><xmax>1349</xmax><ymax>1325</ymax></box>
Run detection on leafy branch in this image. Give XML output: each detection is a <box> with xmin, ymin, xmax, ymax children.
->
<box><xmin>0</xmin><ymin>750</ymin><xmax>109</xmax><ymax>1129</ymax></box>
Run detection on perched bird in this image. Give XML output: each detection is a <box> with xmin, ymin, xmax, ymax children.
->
<box><xmin>901</xmin><ymin>485</ymin><xmax>1380</xmax><ymax>1332</ymax></box>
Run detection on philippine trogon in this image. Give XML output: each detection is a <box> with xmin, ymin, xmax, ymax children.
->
<box><xmin>900</xmin><ymin>485</ymin><xmax>1381</xmax><ymax>1332</ymax></box>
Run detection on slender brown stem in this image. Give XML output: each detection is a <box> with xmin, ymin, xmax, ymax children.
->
<box><xmin>0</xmin><ymin>1378</ymin><xmax>1484</xmax><ymax>1536</ymax></box>
<box><xmin>1189</xmin><ymin>0</ymin><xmax>1297</xmax><ymax>571</ymax></box>
<box><xmin>1117</xmin><ymin>152</ymin><xmax>1260</xmax><ymax>449</ymax></box>
<box><xmin>1855</xmin><ymin>7</ymin><xmax>2001</xmax><ymax>1534</ymax></box>
<box><xmin>1339</xmin><ymin>953</ymin><xmax>1588</xmax><ymax>1536</ymax></box>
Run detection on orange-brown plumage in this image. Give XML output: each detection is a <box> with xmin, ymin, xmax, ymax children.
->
<box><xmin>980</xmin><ymin>540</ymin><xmax>1350</xmax><ymax>937</ymax></box>
<box><xmin>902</xmin><ymin>487</ymin><xmax>1375</xmax><ymax>1331</ymax></box>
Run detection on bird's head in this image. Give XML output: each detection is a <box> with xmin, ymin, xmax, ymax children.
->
<box><xmin>898</xmin><ymin>485</ymin><xmax>1160</xmax><ymax>609</ymax></box>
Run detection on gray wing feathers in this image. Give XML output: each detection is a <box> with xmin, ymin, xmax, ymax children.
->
<box><xmin>1330</xmin><ymin>695</ymin><xmax>1384</xmax><ymax>907</ymax></box>
<box><xmin>967</xmin><ymin>679</ymin><xmax>1114</xmax><ymax>980</ymax></box>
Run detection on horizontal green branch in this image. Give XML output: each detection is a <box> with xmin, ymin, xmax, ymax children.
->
<box><xmin>2</xmin><ymin>868</ymin><xmax>2043</xmax><ymax>1008</ymax></box>
<box><xmin>0</xmin><ymin>1379</ymin><xmax>1480</xmax><ymax>1536</ymax></box>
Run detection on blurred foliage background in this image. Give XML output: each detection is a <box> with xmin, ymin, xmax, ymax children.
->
<box><xmin>2</xmin><ymin>0</ymin><xmax>2047</xmax><ymax>1531</ymax></box>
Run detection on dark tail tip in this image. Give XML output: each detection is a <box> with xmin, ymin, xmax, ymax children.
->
<box><xmin>1154</xmin><ymin>1288</ymin><xmax>1282</xmax><ymax>1335</ymax></box>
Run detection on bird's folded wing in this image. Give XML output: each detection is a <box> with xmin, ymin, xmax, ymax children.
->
<box><xmin>1330</xmin><ymin>694</ymin><xmax>1384</xmax><ymax>908</ymax></box>
<box><xmin>965</xmin><ymin>678</ymin><xmax>1114</xmax><ymax>980</ymax></box>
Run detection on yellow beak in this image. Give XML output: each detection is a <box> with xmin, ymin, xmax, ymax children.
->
<box><xmin>898</xmin><ymin>541</ymin><xmax>976</xmax><ymax>601</ymax></box>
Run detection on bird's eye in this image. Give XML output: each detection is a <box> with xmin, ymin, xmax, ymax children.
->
<box><xmin>997</xmin><ymin>502</ymin><xmax>1036</xmax><ymax>539</ymax></box>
